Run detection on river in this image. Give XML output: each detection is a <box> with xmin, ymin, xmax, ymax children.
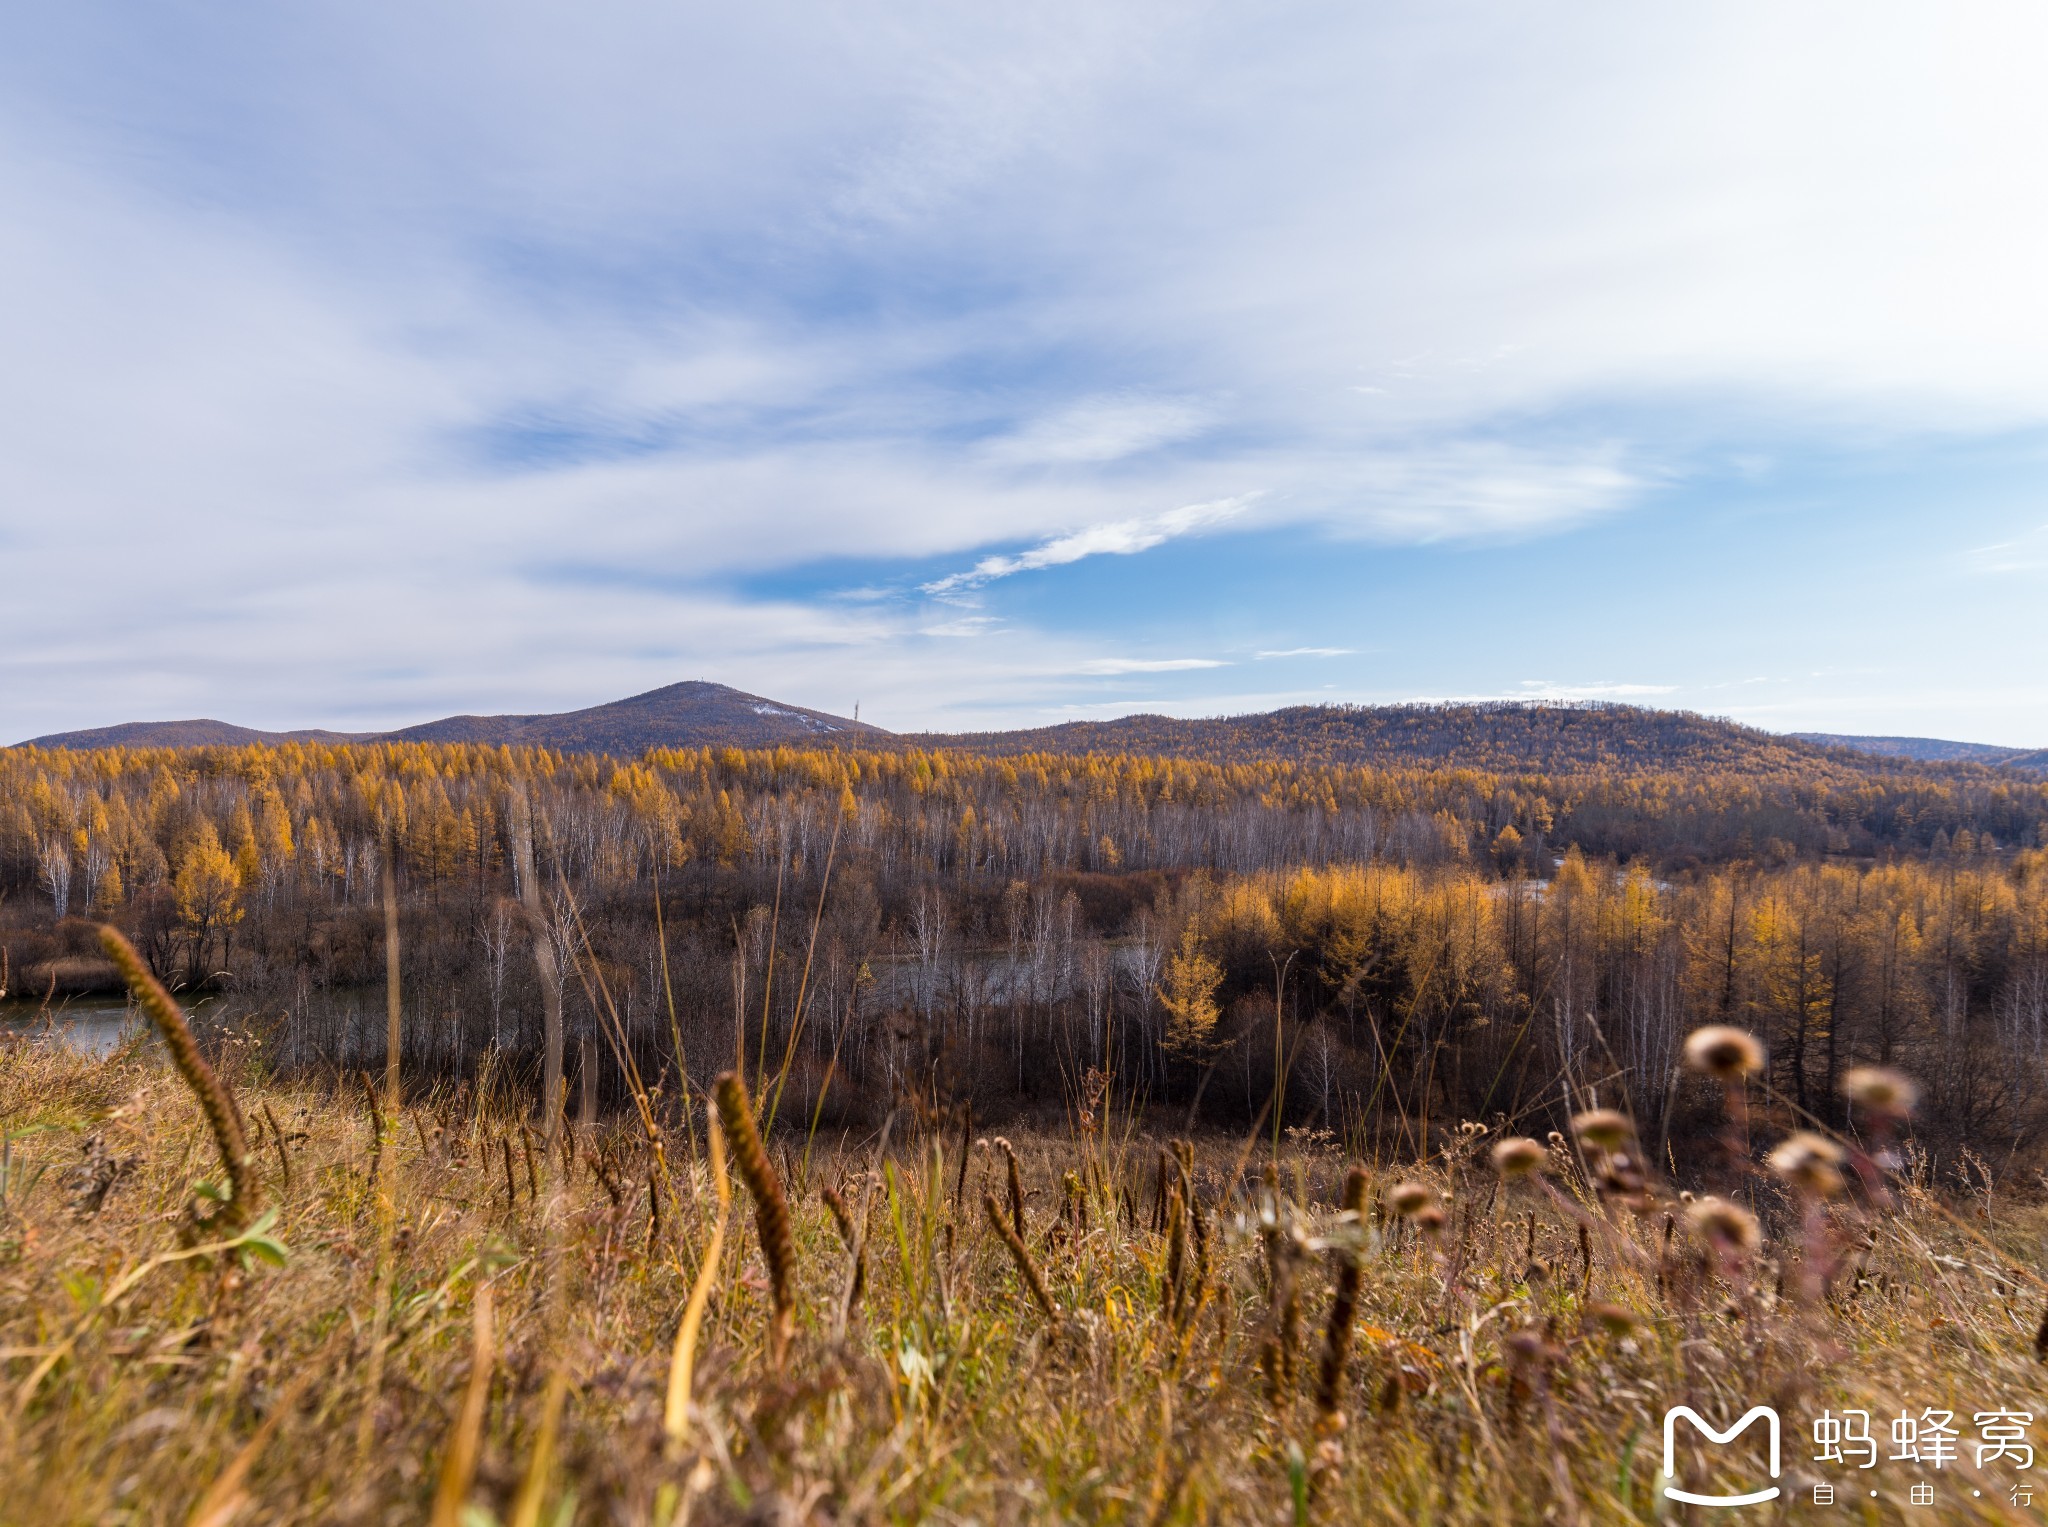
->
<box><xmin>0</xmin><ymin>997</ymin><xmax>144</xmax><ymax>1057</ymax></box>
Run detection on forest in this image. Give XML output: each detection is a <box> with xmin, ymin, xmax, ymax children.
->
<box><xmin>3</xmin><ymin>736</ymin><xmax>2046</xmax><ymax>1168</ymax></box>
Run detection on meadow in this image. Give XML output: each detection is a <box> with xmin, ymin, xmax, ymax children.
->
<box><xmin>3</xmin><ymin>950</ymin><xmax>2042</xmax><ymax>1524</ymax></box>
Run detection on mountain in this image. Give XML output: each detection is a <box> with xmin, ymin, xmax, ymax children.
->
<box><xmin>17</xmin><ymin>682</ymin><xmax>883</xmax><ymax>754</ymax></box>
<box><xmin>380</xmin><ymin>681</ymin><xmax>884</xmax><ymax>751</ymax></box>
<box><xmin>1791</xmin><ymin>732</ymin><xmax>2038</xmax><ymax>766</ymax></box>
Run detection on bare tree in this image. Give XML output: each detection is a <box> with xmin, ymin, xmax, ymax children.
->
<box><xmin>478</xmin><ymin>899</ymin><xmax>514</xmax><ymax>1050</ymax></box>
<box><xmin>510</xmin><ymin>786</ymin><xmax>565</xmax><ymax>1139</ymax></box>
<box><xmin>80</xmin><ymin>837</ymin><xmax>110</xmax><ymax>913</ymax></box>
<box><xmin>38</xmin><ymin>840</ymin><xmax>72</xmax><ymax>919</ymax></box>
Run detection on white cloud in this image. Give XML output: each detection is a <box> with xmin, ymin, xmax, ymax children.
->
<box><xmin>1398</xmin><ymin>681</ymin><xmax>1679</xmax><ymax>705</ymax></box>
<box><xmin>1256</xmin><ymin>648</ymin><xmax>1353</xmax><ymax>659</ymax></box>
<box><xmin>1073</xmin><ymin>658</ymin><xmax>1228</xmax><ymax>675</ymax></box>
<box><xmin>921</xmin><ymin>497</ymin><xmax>1251</xmax><ymax>595</ymax></box>
<box><xmin>980</xmin><ymin>394</ymin><xmax>1208</xmax><ymax>466</ymax></box>
<box><xmin>1965</xmin><ymin>524</ymin><xmax>2048</xmax><ymax>574</ymax></box>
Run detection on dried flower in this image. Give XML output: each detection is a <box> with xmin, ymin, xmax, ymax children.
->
<box><xmin>1683</xmin><ymin>1025</ymin><xmax>1766</xmax><ymax>1081</ymax></box>
<box><xmin>1490</xmin><ymin>1137</ymin><xmax>1546</xmax><ymax>1177</ymax></box>
<box><xmin>1768</xmin><ymin>1131</ymin><xmax>1846</xmax><ymax>1197</ymax></box>
<box><xmin>1571</xmin><ymin>1109</ymin><xmax>1635</xmax><ymax>1153</ymax></box>
<box><xmin>1588</xmin><ymin>1301</ymin><xmax>1636</xmax><ymax>1335</ymax></box>
<box><xmin>1686</xmin><ymin>1195</ymin><xmax>1760</xmax><ymax>1253</ymax></box>
<box><xmin>1842</xmin><ymin>1067</ymin><xmax>1918</xmax><ymax>1119</ymax></box>
<box><xmin>1385</xmin><ymin>1181</ymin><xmax>1433</xmax><ymax>1218</ymax></box>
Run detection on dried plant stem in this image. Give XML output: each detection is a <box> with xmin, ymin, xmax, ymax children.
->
<box><xmin>429</xmin><ymin>1283</ymin><xmax>495</xmax><ymax>1527</ymax></box>
<box><xmin>382</xmin><ymin>853</ymin><xmax>402</xmax><ymax>1110</ymax></box>
<box><xmin>823</xmin><ymin>1183</ymin><xmax>867</xmax><ymax>1335</ymax></box>
<box><xmin>1002</xmin><ymin>1139</ymin><xmax>1027</xmax><ymax>1240</ymax></box>
<box><xmin>1315</xmin><ymin>1166</ymin><xmax>1369</xmax><ymax>1427</ymax></box>
<box><xmin>1162</xmin><ymin>1180</ymin><xmax>1187</xmax><ymax>1325</ymax></box>
<box><xmin>666</xmin><ymin>1112</ymin><xmax>731</xmax><ymax>1448</ymax></box>
<box><xmin>509</xmin><ymin>1364</ymin><xmax>569</xmax><ymax>1527</ymax></box>
<box><xmin>260</xmin><ymin>1101</ymin><xmax>291</xmax><ymax>1192</ymax></box>
<box><xmin>984</xmin><ymin>1190</ymin><xmax>1058</xmax><ymax>1323</ymax></box>
<box><xmin>97</xmin><ymin>925</ymin><xmax>258</xmax><ymax>1226</ymax></box>
<box><xmin>183</xmin><ymin>1356</ymin><xmax>322</xmax><ymax>1527</ymax></box>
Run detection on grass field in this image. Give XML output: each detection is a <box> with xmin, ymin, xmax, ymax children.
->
<box><xmin>2</xmin><ymin>1008</ymin><xmax>2044</xmax><ymax>1525</ymax></box>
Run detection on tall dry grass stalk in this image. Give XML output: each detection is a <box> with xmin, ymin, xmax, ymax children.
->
<box><xmin>96</xmin><ymin>925</ymin><xmax>258</xmax><ymax>1227</ymax></box>
<box><xmin>984</xmin><ymin>1190</ymin><xmax>1058</xmax><ymax>1323</ymax></box>
<box><xmin>428</xmin><ymin>1283</ymin><xmax>494</xmax><ymax>1527</ymax></box>
<box><xmin>666</xmin><ymin>1110</ymin><xmax>731</xmax><ymax>1448</ymax></box>
<box><xmin>998</xmin><ymin>1136</ymin><xmax>1027</xmax><ymax>1240</ymax></box>
<box><xmin>714</xmin><ymin>1071</ymin><xmax>795</xmax><ymax>1365</ymax></box>
<box><xmin>355</xmin><ymin>856</ymin><xmax>406</xmax><ymax>1461</ymax></box>
<box><xmin>1314</xmin><ymin>1165</ymin><xmax>1369</xmax><ymax>1428</ymax></box>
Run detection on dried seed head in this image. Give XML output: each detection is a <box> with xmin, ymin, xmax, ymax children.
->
<box><xmin>1683</xmin><ymin>1025</ymin><xmax>1766</xmax><ymax>1081</ymax></box>
<box><xmin>1768</xmin><ymin>1131</ymin><xmax>1846</xmax><ymax>1197</ymax></box>
<box><xmin>1685</xmin><ymin>1194</ymin><xmax>1761</xmax><ymax>1253</ymax></box>
<box><xmin>1503</xmin><ymin>1327</ymin><xmax>1550</xmax><ymax>1362</ymax></box>
<box><xmin>1386</xmin><ymin>1181</ymin><xmax>1434</xmax><ymax>1218</ymax></box>
<box><xmin>1588</xmin><ymin>1301</ymin><xmax>1636</xmax><ymax>1335</ymax></box>
<box><xmin>1490</xmin><ymin>1137</ymin><xmax>1546</xmax><ymax>1178</ymax></box>
<box><xmin>1412</xmin><ymin>1204</ymin><xmax>1447</xmax><ymax>1236</ymax></box>
<box><xmin>712</xmin><ymin>1072</ymin><xmax>796</xmax><ymax>1360</ymax></box>
<box><xmin>1842</xmin><ymin>1066</ymin><xmax>1918</xmax><ymax>1118</ymax></box>
<box><xmin>1571</xmin><ymin>1109</ymin><xmax>1635</xmax><ymax>1153</ymax></box>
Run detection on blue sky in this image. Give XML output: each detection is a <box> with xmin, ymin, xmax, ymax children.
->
<box><xmin>4</xmin><ymin>3</ymin><xmax>2046</xmax><ymax>743</ymax></box>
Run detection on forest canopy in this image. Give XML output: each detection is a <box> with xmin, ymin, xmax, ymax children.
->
<box><xmin>2</xmin><ymin>736</ymin><xmax>2044</xmax><ymax>1165</ymax></box>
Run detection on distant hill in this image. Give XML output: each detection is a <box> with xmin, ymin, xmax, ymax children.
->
<box><xmin>926</xmin><ymin>703</ymin><xmax>1959</xmax><ymax>779</ymax></box>
<box><xmin>381</xmin><ymin>681</ymin><xmax>884</xmax><ymax>751</ymax></box>
<box><xmin>1791</xmin><ymin>732</ymin><xmax>2040</xmax><ymax>767</ymax></box>
<box><xmin>19</xmin><ymin>688</ymin><xmax>2047</xmax><ymax>780</ymax></box>
<box><xmin>19</xmin><ymin>719</ymin><xmax>371</xmax><ymax>749</ymax></box>
<box><xmin>17</xmin><ymin>682</ymin><xmax>882</xmax><ymax>755</ymax></box>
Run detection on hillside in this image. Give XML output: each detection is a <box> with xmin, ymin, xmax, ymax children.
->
<box><xmin>1792</xmin><ymin>731</ymin><xmax>2040</xmax><ymax>766</ymax></box>
<box><xmin>17</xmin><ymin>682</ymin><xmax>882</xmax><ymax>754</ymax></box>
<box><xmin>926</xmin><ymin>702</ymin><xmax>1984</xmax><ymax>780</ymax></box>
<box><xmin>18</xmin><ymin>719</ymin><xmax>370</xmax><ymax>749</ymax></box>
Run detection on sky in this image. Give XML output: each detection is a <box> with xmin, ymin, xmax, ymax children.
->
<box><xmin>4</xmin><ymin>3</ymin><xmax>2047</xmax><ymax>745</ymax></box>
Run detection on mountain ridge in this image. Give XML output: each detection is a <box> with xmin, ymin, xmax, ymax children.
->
<box><xmin>17</xmin><ymin>682</ymin><xmax>884</xmax><ymax>755</ymax></box>
<box><xmin>1791</xmin><ymin>732</ymin><xmax>2035</xmax><ymax>765</ymax></box>
<box><xmin>17</xmin><ymin>684</ymin><xmax>2048</xmax><ymax>778</ymax></box>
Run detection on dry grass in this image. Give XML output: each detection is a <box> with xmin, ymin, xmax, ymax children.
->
<box><xmin>1</xmin><ymin>1032</ymin><xmax>2044</xmax><ymax>1525</ymax></box>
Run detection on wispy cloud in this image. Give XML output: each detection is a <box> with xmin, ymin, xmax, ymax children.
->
<box><xmin>1074</xmin><ymin>657</ymin><xmax>1228</xmax><ymax>675</ymax></box>
<box><xmin>919</xmin><ymin>615</ymin><xmax>999</xmax><ymax>637</ymax></box>
<box><xmin>921</xmin><ymin>497</ymin><xmax>1251</xmax><ymax>596</ymax></box>
<box><xmin>1965</xmin><ymin>523</ymin><xmax>2048</xmax><ymax>574</ymax></box>
<box><xmin>1256</xmin><ymin>647</ymin><xmax>1353</xmax><ymax>659</ymax></box>
<box><xmin>980</xmin><ymin>394</ymin><xmax>1208</xmax><ymax>467</ymax></box>
<box><xmin>1401</xmin><ymin>680</ymin><xmax>1678</xmax><ymax>704</ymax></box>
